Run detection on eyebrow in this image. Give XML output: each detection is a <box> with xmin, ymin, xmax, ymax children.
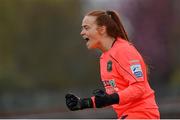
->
<box><xmin>82</xmin><ymin>25</ymin><xmax>88</xmax><ymax>28</ymax></box>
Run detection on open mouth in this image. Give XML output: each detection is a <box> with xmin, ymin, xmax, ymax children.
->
<box><xmin>85</xmin><ymin>38</ymin><xmax>89</xmax><ymax>41</ymax></box>
<box><xmin>83</xmin><ymin>36</ymin><xmax>89</xmax><ymax>42</ymax></box>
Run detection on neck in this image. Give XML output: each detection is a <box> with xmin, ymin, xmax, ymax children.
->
<box><xmin>99</xmin><ymin>36</ymin><xmax>115</xmax><ymax>52</ymax></box>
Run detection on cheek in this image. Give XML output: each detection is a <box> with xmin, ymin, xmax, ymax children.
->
<box><xmin>89</xmin><ymin>29</ymin><xmax>99</xmax><ymax>38</ymax></box>
<box><xmin>90</xmin><ymin>36</ymin><xmax>101</xmax><ymax>48</ymax></box>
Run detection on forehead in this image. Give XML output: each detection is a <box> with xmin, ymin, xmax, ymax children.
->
<box><xmin>82</xmin><ymin>16</ymin><xmax>97</xmax><ymax>26</ymax></box>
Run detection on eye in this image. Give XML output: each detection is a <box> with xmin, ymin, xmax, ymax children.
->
<box><xmin>82</xmin><ymin>25</ymin><xmax>89</xmax><ymax>31</ymax></box>
<box><xmin>84</xmin><ymin>26</ymin><xmax>89</xmax><ymax>30</ymax></box>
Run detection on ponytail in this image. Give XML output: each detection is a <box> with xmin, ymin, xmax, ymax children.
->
<box><xmin>106</xmin><ymin>10</ymin><xmax>129</xmax><ymax>41</ymax></box>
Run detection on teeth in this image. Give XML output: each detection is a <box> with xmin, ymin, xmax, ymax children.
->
<box><xmin>83</xmin><ymin>36</ymin><xmax>89</xmax><ymax>41</ymax></box>
<box><xmin>82</xmin><ymin>36</ymin><xmax>89</xmax><ymax>41</ymax></box>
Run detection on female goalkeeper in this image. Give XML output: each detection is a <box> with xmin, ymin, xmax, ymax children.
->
<box><xmin>65</xmin><ymin>10</ymin><xmax>160</xmax><ymax>119</ymax></box>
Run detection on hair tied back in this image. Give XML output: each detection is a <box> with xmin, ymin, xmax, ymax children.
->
<box><xmin>105</xmin><ymin>10</ymin><xmax>112</xmax><ymax>18</ymax></box>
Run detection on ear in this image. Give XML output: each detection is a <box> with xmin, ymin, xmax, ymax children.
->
<box><xmin>97</xmin><ymin>26</ymin><xmax>106</xmax><ymax>35</ymax></box>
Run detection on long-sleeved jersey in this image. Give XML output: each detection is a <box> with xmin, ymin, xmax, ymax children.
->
<box><xmin>100</xmin><ymin>37</ymin><xmax>159</xmax><ymax>118</ymax></box>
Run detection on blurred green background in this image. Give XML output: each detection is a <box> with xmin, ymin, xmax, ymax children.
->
<box><xmin>0</xmin><ymin>0</ymin><xmax>180</xmax><ymax>118</ymax></box>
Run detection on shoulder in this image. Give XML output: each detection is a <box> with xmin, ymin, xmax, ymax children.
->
<box><xmin>111</xmin><ymin>39</ymin><xmax>136</xmax><ymax>58</ymax></box>
<box><xmin>109</xmin><ymin>39</ymin><xmax>146</xmax><ymax>82</ymax></box>
<box><xmin>110</xmin><ymin>38</ymin><xmax>143</xmax><ymax>66</ymax></box>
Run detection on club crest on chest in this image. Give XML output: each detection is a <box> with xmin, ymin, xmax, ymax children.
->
<box><xmin>107</xmin><ymin>60</ymin><xmax>112</xmax><ymax>72</ymax></box>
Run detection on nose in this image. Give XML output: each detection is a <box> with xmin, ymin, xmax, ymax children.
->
<box><xmin>80</xmin><ymin>29</ymin><xmax>85</xmax><ymax>36</ymax></box>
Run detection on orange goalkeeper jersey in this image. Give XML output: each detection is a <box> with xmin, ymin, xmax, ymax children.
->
<box><xmin>100</xmin><ymin>37</ymin><xmax>160</xmax><ymax>119</ymax></box>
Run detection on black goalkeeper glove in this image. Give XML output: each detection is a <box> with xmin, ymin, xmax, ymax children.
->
<box><xmin>65</xmin><ymin>93</ymin><xmax>93</xmax><ymax>111</ymax></box>
<box><xmin>65</xmin><ymin>89</ymin><xmax>119</xmax><ymax>110</ymax></box>
<box><xmin>93</xmin><ymin>89</ymin><xmax>119</xmax><ymax>108</ymax></box>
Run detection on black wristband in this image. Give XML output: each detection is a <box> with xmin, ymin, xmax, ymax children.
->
<box><xmin>95</xmin><ymin>92</ymin><xmax>119</xmax><ymax>108</ymax></box>
<box><xmin>80</xmin><ymin>98</ymin><xmax>93</xmax><ymax>109</ymax></box>
<box><xmin>109</xmin><ymin>93</ymin><xmax>119</xmax><ymax>104</ymax></box>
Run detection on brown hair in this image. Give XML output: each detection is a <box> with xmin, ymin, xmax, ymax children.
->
<box><xmin>86</xmin><ymin>10</ymin><xmax>129</xmax><ymax>41</ymax></box>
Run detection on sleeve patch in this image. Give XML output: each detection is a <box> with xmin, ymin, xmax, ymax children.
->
<box><xmin>130</xmin><ymin>64</ymin><xmax>143</xmax><ymax>78</ymax></box>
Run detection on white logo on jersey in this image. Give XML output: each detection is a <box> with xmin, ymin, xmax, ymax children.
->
<box><xmin>130</xmin><ymin>64</ymin><xmax>143</xmax><ymax>78</ymax></box>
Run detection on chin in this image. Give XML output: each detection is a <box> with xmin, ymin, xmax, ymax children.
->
<box><xmin>86</xmin><ymin>42</ymin><xmax>97</xmax><ymax>50</ymax></box>
<box><xmin>87</xmin><ymin>45</ymin><xmax>93</xmax><ymax>50</ymax></box>
<box><xmin>86</xmin><ymin>43</ymin><xmax>92</xmax><ymax>49</ymax></box>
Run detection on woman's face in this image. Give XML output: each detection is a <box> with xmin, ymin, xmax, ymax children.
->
<box><xmin>80</xmin><ymin>16</ymin><xmax>102</xmax><ymax>49</ymax></box>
